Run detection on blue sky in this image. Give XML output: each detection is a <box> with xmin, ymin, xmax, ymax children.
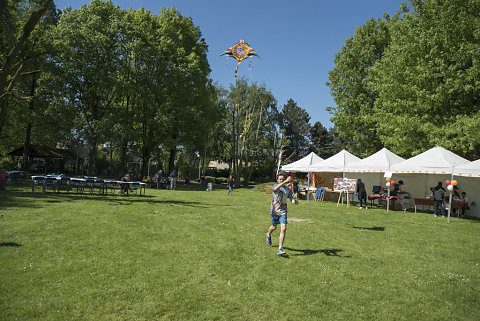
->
<box><xmin>54</xmin><ymin>0</ymin><xmax>407</xmax><ymax>128</ymax></box>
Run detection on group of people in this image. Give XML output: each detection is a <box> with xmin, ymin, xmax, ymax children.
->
<box><xmin>431</xmin><ymin>182</ymin><xmax>469</xmax><ymax>217</ymax></box>
<box><xmin>149</xmin><ymin>169</ymin><xmax>179</xmax><ymax>190</ymax></box>
<box><xmin>356</xmin><ymin>179</ymin><xmax>411</xmax><ymax>210</ymax></box>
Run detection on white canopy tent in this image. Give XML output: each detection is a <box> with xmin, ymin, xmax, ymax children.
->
<box><xmin>346</xmin><ymin>148</ymin><xmax>405</xmax><ymax>173</ymax></box>
<box><xmin>452</xmin><ymin>159</ymin><xmax>480</xmax><ymax>218</ymax></box>
<box><xmin>390</xmin><ymin>146</ymin><xmax>470</xmax><ymax>174</ymax></box>
<box><xmin>344</xmin><ymin>148</ymin><xmax>406</xmax><ymax>196</ymax></box>
<box><xmin>281</xmin><ymin>152</ymin><xmax>324</xmax><ymax>172</ymax></box>
<box><xmin>281</xmin><ymin>152</ymin><xmax>324</xmax><ymax>201</ymax></box>
<box><xmin>308</xmin><ymin>150</ymin><xmax>361</xmax><ymax>203</ymax></box>
<box><xmin>309</xmin><ymin>149</ymin><xmax>361</xmax><ymax>175</ymax></box>
<box><xmin>389</xmin><ymin>146</ymin><xmax>474</xmax><ymax>219</ymax></box>
<box><xmin>453</xmin><ymin>159</ymin><xmax>480</xmax><ymax>178</ymax></box>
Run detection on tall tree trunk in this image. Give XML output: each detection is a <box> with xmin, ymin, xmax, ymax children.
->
<box><xmin>119</xmin><ymin>139</ymin><xmax>128</xmax><ymax>177</ymax></box>
<box><xmin>109</xmin><ymin>144</ymin><xmax>113</xmax><ymax>177</ymax></box>
<box><xmin>140</xmin><ymin>118</ymin><xmax>155</xmax><ymax>179</ymax></box>
<box><xmin>168</xmin><ymin>148</ymin><xmax>176</xmax><ymax>174</ymax></box>
<box><xmin>22</xmin><ymin>76</ymin><xmax>37</xmax><ymax>170</ymax></box>
<box><xmin>232</xmin><ymin>104</ymin><xmax>236</xmax><ymax>181</ymax></box>
<box><xmin>141</xmin><ymin>141</ymin><xmax>152</xmax><ymax>179</ymax></box>
<box><xmin>87</xmin><ymin>136</ymin><xmax>97</xmax><ymax>176</ymax></box>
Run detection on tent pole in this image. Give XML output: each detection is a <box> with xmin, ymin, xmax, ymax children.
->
<box><xmin>307</xmin><ymin>172</ymin><xmax>310</xmax><ymax>201</ymax></box>
<box><xmin>387</xmin><ymin>185</ymin><xmax>390</xmax><ymax>213</ymax></box>
<box><xmin>447</xmin><ymin>171</ymin><xmax>454</xmax><ymax>223</ymax></box>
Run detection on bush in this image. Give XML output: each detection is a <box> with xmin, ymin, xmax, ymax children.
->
<box><xmin>0</xmin><ymin>156</ymin><xmax>15</xmax><ymax>170</ymax></box>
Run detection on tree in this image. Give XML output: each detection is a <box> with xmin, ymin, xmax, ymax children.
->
<box><xmin>280</xmin><ymin>98</ymin><xmax>311</xmax><ymax>161</ymax></box>
<box><xmin>156</xmin><ymin>7</ymin><xmax>217</xmax><ymax>174</ymax></box>
<box><xmin>226</xmin><ymin>79</ymin><xmax>278</xmax><ymax>185</ymax></box>
<box><xmin>45</xmin><ymin>0</ymin><xmax>123</xmax><ymax>175</ymax></box>
<box><xmin>326</xmin><ymin>10</ymin><xmax>405</xmax><ymax>157</ymax></box>
<box><xmin>310</xmin><ymin>121</ymin><xmax>335</xmax><ymax>159</ymax></box>
<box><xmin>371</xmin><ymin>0</ymin><xmax>480</xmax><ymax>159</ymax></box>
<box><xmin>0</xmin><ymin>0</ymin><xmax>54</xmax><ymax>135</ymax></box>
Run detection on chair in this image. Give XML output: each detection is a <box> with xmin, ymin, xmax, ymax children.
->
<box><xmin>56</xmin><ymin>176</ymin><xmax>71</xmax><ymax>193</ymax></box>
<box><xmin>381</xmin><ymin>195</ymin><xmax>400</xmax><ymax>210</ymax></box>
<box><xmin>368</xmin><ymin>186</ymin><xmax>383</xmax><ymax>207</ymax></box>
<box><xmin>314</xmin><ymin>187</ymin><xmax>326</xmax><ymax>202</ymax></box>
<box><xmin>69</xmin><ymin>178</ymin><xmax>85</xmax><ymax>193</ymax></box>
<box><xmin>32</xmin><ymin>175</ymin><xmax>46</xmax><ymax>192</ymax></box>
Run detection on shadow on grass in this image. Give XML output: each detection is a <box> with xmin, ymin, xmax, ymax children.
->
<box><xmin>0</xmin><ymin>191</ymin><xmax>205</xmax><ymax>209</ymax></box>
<box><xmin>0</xmin><ymin>242</ymin><xmax>22</xmax><ymax>247</ymax></box>
<box><xmin>352</xmin><ymin>226</ymin><xmax>385</xmax><ymax>231</ymax></box>
<box><xmin>283</xmin><ymin>247</ymin><xmax>350</xmax><ymax>258</ymax></box>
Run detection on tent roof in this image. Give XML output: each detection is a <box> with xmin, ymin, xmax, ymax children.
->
<box><xmin>390</xmin><ymin>146</ymin><xmax>470</xmax><ymax>174</ymax></box>
<box><xmin>309</xmin><ymin>149</ymin><xmax>361</xmax><ymax>172</ymax></box>
<box><xmin>6</xmin><ymin>145</ymin><xmax>76</xmax><ymax>159</ymax></box>
<box><xmin>345</xmin><ymin>147</ymin><xmax>405</xmax><ymax>173</ymax></box>
<box><xmin>281</xmin><ymin>152</ymin><xmax>324</xmax><ymax>172</ymax></box>
<box><xmin>454</xmin><ymin>159</ymin><xmax>480</xmax><ymax>178</ymax></box>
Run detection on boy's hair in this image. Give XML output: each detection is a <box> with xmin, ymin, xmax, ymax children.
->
<box><xmin>398</xmin><ymin>180</ymin><xmax>404</xmax><ymax>185</ymax></box>
<box><xmin>277</xmin><ymin>173</ymin><xmax>286</xmax><ymax>179</ymax></box>
<box><xmin>461</xmin><ymin>192</ymin><xmax>467</xmax><ymax>195</ymax></box>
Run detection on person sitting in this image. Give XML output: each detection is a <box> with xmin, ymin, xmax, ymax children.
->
<box><xmin>120</xmin><ymin>172</ymin><xmax>131</xmax><ymax>195</ymax></box>
<box><xmin>159</xmin><ymin>176</ymin><xmax>167</xmax><ymax>189</ymax></box>
<box><xmin>443</xmin><ymin>195</ymin><xmax>450</xmax><ymax>216</ymax></box>
<box><xmin>460</xmin><ymin>192</ymin><xmax>469</xmax><ymax>217</ymax></box>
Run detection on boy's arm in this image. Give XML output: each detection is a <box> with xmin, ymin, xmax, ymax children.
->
<box><xmin>273</xmin><ymin>176</ymin><xmax>292</xmax><ymax>191</ymax></box>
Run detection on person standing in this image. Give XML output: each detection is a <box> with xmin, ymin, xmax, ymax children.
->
<box><xmin>266</xmin><ymin>173</ymin><xmax>296</xmax><ymax>256</ymax></box>
<box><xmin>391</xmin><ymin>180</ymin><xmax>411</xmax><ymax>210</ymax></box>
<box><xmin>357</xmin><ymin>178</ymin><xmax>367</xmax><ymax>209</ymax></box>
<box><xmin>170</xmin><ymin>169</ymin><xmax>177</xmax><ymax>190</ymax></box>
<box><xmin>292</xmin><ymin>178</ymin><xmax>299</xmax><ymax>203</ymax></box>
<box><xmin>227</xmin><ymin>175</ymin><xmax>234</xmax><ymax>196</ymax></box>
<box><xmin>432</xmin><ymin>181</ymin><xmax>446</xmax><ymax>217</ymax></box>
<box><xmin>200</xmin><ymin>171</ymin><xmax>206</xmax><ymax>190</ymax></box>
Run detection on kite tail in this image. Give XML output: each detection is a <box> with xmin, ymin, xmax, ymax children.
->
<box><xmin>249</xmin><ymin>57</ymin><xmax>252</xmax><ymax>71</ymax></box>
<box><xmin>234</xmin><ymin>61</ymin><xmax>241</xmax><ymax>79</ymax></box>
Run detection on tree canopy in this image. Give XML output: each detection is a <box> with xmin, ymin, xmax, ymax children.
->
<box><xmin>328</xmin><ymin>0</ymin><xmax>480</xmax><ymax>159</ymax></box>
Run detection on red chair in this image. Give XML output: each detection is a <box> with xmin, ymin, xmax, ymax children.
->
<box><xmin>368</xmin><ymin>186</ymin><xmax>384</xmax><ymax>207</ymax></box>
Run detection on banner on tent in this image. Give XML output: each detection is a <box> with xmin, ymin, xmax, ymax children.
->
<box><xmin>333</xmin><ymin>178</ymin><xmax>357</xmax><ymax>192</ymax></box>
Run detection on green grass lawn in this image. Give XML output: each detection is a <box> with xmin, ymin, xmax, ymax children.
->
<box><xmin>1</xmin><ymin>183</ymin><xmax>479</xmax><ymax>320</ymax></box>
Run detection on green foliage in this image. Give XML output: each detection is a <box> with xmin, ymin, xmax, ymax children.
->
<box><xmin>309</xmin><ymin>121</ymin><xmax>344</xmax><ymax>159</ymax></box>
<box><xmin>0</xmin><ymin>155</ymin><xmax>14</xmax><ymax>170</ymax></box>
<box><xmin>225</xmin><ymin>78</ymin><xmax>280</xmax><ymax>185</ymax></box>
<box><xmin>327</xmin><ymin>15</ymin><xmax>395</xmax><ymax>157</ymax></box>
<box><xmin>328</xmin><ymin>0</ymin><xmax>480</xmax><ymax>159</ymax></box>
<box><xmin>280</xmin><ymin>98</ymin><xmax>311</xmax><ymax>160</ymax></box>
<box><xmin>1</xmin><ymin>186</ymin><xmax>479</xmax><ymax>320</ymax></box>
<box><xmin>372</xmin><ymin>0</ymin><xmax>480</xmax><ymax>159</ymax></box>
<box><xmin>0</xmin><ymin>0</ymin><xmax>58</xmax><ymax>154</ymax></box>
<box><xmin>32</xmin><ymin>2</ymin><xmax>218</xmax><ymax>177</ymax></box>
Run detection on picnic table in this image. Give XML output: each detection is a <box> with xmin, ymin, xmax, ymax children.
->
<box><xmin>31</xmin><ymin>175</ymin><xmax>146</xmax><ymax>196</ymax></box>
<box><xmin>414</xmin><ymin>197</ymin><xmax>468</xmax><ymax>215</ymax></box>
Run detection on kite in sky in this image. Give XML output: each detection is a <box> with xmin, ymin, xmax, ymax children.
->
<box><xmin>221</xmin><ymin>38</ymin><xmax>259</xmax><ymax>79</ymax></box>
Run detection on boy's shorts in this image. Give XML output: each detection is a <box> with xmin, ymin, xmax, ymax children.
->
<box><xmin>271</xmin><ymin>214</ymin><xmax>288</xmax><ymax>226</ymax></box>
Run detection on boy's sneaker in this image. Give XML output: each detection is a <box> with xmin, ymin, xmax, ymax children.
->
<box><xmin>277</xmin><ymin>248</ymin><xmax>286</xmax><ymax>255</ymax></box>
<box><xmin>266</xmin><ymin>234</ymin><xmax>272</xmax><ymax>246</ymax></box>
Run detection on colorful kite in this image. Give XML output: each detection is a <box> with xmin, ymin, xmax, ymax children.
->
<box><xmin>221</xmin><ymin>38</ymin><xmax>259</xmax><ymax>79</ymax></box>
